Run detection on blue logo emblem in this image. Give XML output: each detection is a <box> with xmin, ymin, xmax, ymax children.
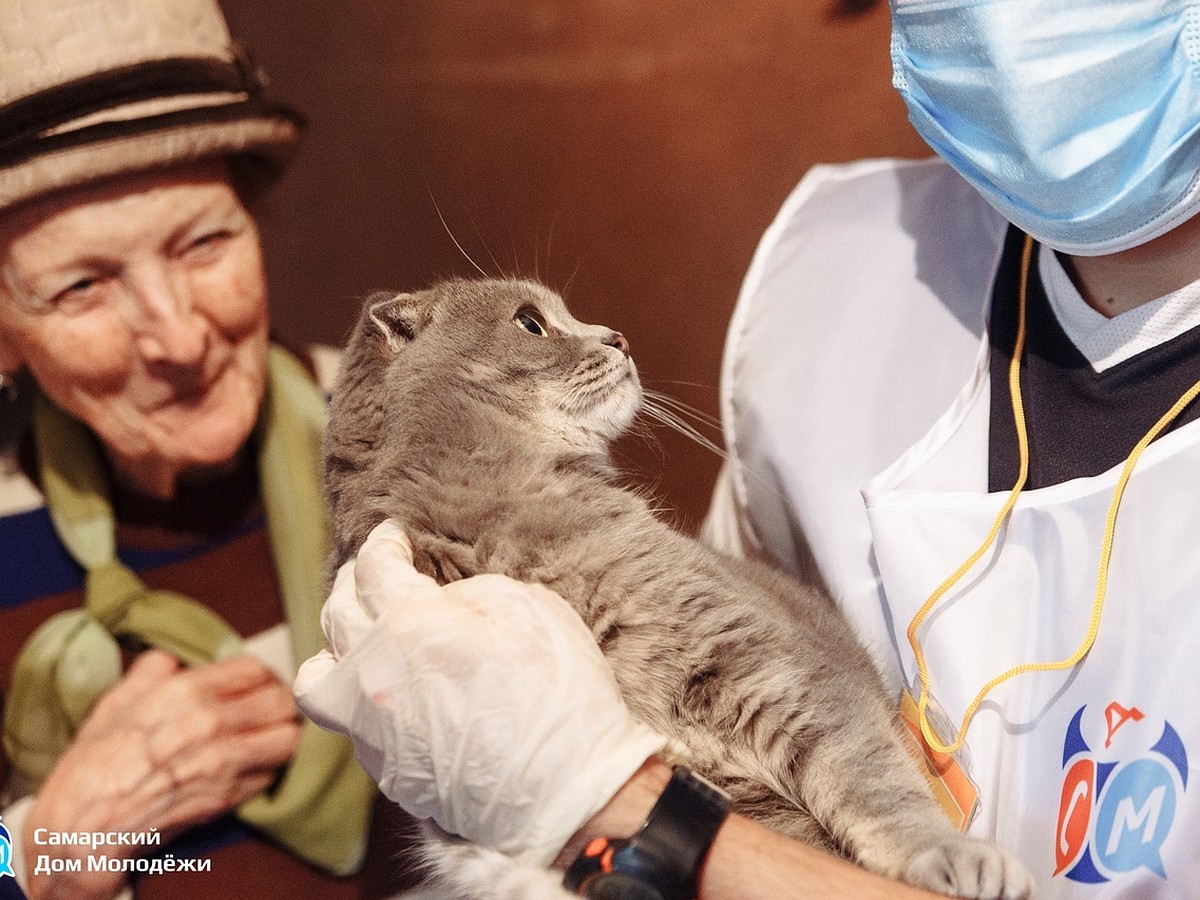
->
<box><xmin>0</xmin><ymin>820</ymin><xmax>14</xmax><ymax>878</ymax></box>
<box><xmin>1054</xmin><ymin>702</ymin><xmax>1187</xmax><ymax>884</ymax></box>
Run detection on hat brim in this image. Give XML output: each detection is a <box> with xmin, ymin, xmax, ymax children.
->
<box><xmin>0</xmin><ymin>105</ymin><xmax>302</xmax><ymax>214</ymax></box>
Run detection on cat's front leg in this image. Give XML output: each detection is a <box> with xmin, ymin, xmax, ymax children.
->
<box><xmin>791</xmin><ymin>717</ymin><xmax>1034</xmax><ymax>899</ymax></box>
<box><xmin>898</xmin><ymin>832</ymin><xmax>1035</xmax><ymax>900</ymax></box>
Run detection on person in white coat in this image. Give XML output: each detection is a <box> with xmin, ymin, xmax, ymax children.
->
<box><xmin>294</xmin><ymin>1</ymin><xmax>1200</xmax><ymax>897</ymax></box>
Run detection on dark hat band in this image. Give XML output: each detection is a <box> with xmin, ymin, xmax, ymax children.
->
<box><xmin>0</xmin><ymin>54</ymin><xmax>299</xmax><ymax>168</ymax></box>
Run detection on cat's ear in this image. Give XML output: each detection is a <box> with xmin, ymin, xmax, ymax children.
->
<box><xmin>366</xmin><ymin>291</ymin><xmax>432</xmax><ymax>352</ymax></box>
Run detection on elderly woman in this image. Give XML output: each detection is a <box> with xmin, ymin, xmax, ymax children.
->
<box><xmin>0</xmin><ymin>2</ymin><xmax>382</xmax><ymax>898</ymax></box>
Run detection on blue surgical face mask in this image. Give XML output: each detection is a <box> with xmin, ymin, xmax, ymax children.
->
<box><xmin>890</xmin><ymin>0</ymin><xmax>1200</xmax><ymax>256</ymax></box>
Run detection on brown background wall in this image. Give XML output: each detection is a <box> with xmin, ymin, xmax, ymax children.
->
<box><xmin>220</xmin><ymin>0</ymin><xmax>928</xmax><ymax>532</ymax></box>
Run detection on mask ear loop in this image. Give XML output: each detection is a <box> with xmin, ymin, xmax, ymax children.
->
<box><xmin>906</xmin><ymin>232</ymin><xmax>1200</xmax><ymax>755</ymax></box>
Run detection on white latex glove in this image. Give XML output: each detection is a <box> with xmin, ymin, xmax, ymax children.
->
<box><xmin>294</xmin><ymin>520</ymin><xmax>670</xmax><ymax>866</ymax></box>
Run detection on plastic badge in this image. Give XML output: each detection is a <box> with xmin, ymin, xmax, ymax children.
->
<box><xmin>898</xmin><ymin>689</ymin><xmax>981</xmax><ymax>831</ymax></box>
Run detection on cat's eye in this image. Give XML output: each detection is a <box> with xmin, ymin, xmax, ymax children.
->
<box><xmin>514</xmin><ymin>308</ymin><xmax>549</xmax><ymax>336</ymax></box>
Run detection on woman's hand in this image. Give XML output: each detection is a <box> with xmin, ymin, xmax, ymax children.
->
<box><xmin>23</xmin><ymin>649</ymin><xmax>301</xmax><ymax>900</ymax></box>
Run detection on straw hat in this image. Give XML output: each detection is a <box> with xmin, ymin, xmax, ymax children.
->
<box><xmin>0</xmin><ymin>0</ymin><xmax>303</xmax><ymax>213</ymax></box>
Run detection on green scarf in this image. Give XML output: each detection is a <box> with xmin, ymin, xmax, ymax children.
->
<box><xmin>2</xmin><ymin>345</ymin><xmax>375</xmax><ymax>875</ymax></box>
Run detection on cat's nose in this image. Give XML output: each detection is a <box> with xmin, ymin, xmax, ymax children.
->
<box><xmin>604</xmin><ymin>332</ymin><xmax>631</xmax><ymax>357</ymax></box>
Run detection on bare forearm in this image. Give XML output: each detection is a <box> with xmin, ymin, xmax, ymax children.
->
<box><xmin>702</xmin><ymin>803</ymin><xmax>946</xmax><ymax>899</ymax></box>
<box><xmin>559</xmin><ymin>758</ymin><xmax>947</xmax><ymax>900</ymax></box>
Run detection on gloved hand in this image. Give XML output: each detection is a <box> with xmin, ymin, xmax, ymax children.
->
<box><xmin>293</xmin><ymin>520</ymin><xmax>671</xmax><ymax>866</ymax></box>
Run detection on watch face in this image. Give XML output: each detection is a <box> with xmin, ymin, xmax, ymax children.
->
<box><xmin>585</xmin><ymin>872</ymin><xmax>666</xmax><ymax>900</ymax></box>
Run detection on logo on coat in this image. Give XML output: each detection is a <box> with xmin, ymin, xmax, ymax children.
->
<box><xmin>1054</xmin><ymin>702</ymin><xmax>1187</xmax><ymax>884</ymax></box>
<box><xmin>0</xmin><ymin>819</ymin><xmax>13</xmax><ymax>878</ymax></box>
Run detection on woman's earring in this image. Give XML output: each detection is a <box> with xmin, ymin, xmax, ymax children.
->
<box><xmin>0</xmin><ymin>372</ymin><xmax>16</xmax><ymax>402</ymax></box>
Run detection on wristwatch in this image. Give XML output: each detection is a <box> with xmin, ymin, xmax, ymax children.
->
<box><xmin>564</xmin><ymin>767</ymin><xmax>732</xmax><ymax>900</ymax></box>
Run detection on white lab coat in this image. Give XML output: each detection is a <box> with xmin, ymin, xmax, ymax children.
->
<box><xmin>704</xmin><ymin>157</ymin><xmax>1200</xmax><ymax>897</ymax></box>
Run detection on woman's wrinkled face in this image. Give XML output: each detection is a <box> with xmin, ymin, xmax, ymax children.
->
<box><xmin>0</xmin><ymin>161</ymin><xmax>269</xmax><ymax>499</ymax></box>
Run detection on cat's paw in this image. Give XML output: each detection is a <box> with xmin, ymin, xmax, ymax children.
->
<box><xmin>903</xmin><ymin>835</ymin><xmax>1034</xmax><ymax>899</ymax></box>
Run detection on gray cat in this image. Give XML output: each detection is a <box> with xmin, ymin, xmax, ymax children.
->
<box><xmin>324</xmin><ymin>277</ymin><xmax>1033</xmax><ymax>899</ymax></box>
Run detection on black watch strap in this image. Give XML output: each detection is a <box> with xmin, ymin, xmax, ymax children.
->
<box><xmin>564</xmin><ymin>767</ymin><xmax>732</xmax><ymax>900</ymax></box>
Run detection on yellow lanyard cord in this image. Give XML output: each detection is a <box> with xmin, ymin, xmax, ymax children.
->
<box><xmin>906</xmin><ymin>232</ymin><xmax>1200</xmax><ymax>755</ymax></box>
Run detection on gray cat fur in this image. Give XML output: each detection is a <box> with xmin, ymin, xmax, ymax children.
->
<box><xmin>323</xmin><ymin>277</ymin><xmax>1032</xmax><ymax>899</ymax></box>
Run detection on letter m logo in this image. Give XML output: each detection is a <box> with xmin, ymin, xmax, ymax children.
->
<box><xmin>1106</xmin><ymin>787</ymin><xmax>1165</xmax><ymax>856</ymax></box>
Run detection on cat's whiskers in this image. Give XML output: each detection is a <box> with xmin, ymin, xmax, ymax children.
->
<box><xmin>561</xmin><ymin>373</ymin><xmax>603</xmax><ymax>414</ymax></box>
<box><xmin>557</xmin><ymin>368</ymin><xmax>639</xmax><ymax>451</ymax></box>
<box><xmin>640</xmin><ymin>390</ymin><xmax>726</xmax><ymax>459</ymax></box>
<box><xmin>642</xmin><ymin>389</ymin><xmax>722</xmax><ymax>430</ymax></box>
<box><xmin>563</xmin><ymin>357</ymin><xmax>633</xmax><ymax>411</ymax></box>
<box><xmin>429</xmin><ymin>190</ymin><xmax>489</xmax><ymax>278</ymax></box>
